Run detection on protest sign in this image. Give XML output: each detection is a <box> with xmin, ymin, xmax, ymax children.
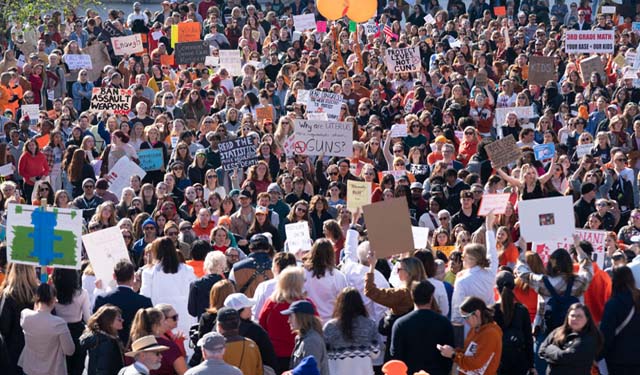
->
<box><xmin>534</xmin><ymin>229</ymin><xmax>607</xmax><ymax>268</ymax></box>
<box><xmin>534</xmin><ymin>143</ymin><xmax>555</xmax><ymax>161</ymax></box>
<box><xmin>601</xmin><ymin>5</ymin><xmax>616</xmax><ymax>13</ymax></box>
<box><xmin>494</xmin><ymin>105</ymin><xmax>535</xmax><ymax>125</ymax></box>
<box><xmin>292</xmin><ymin>119</ymin><xmax>352</xmax><ymax>157</ymax></box>
<box><xmin>565</xmin><ymin>30</ymin><xmax>615</xmax><ymax>54</ymax></box>
<box><xmin>307</xmin><ymin>112</ymin><xmax>328</xmax><ymax>121</ymax></box>
<box><xmin>633</xmin><ymin>22</ymin><xmax>640</xmax><ymax>34</ymax></box>
<box><xmin>82</xmin><ymin>226</ymin><xmax>130</xmax><ymax>289</ymax></box>
<box><xmin>21</xmin><ymin>104</ymin><xmax>40</xmax><ymax>125</ymax></box>
<box><xmin>423</xmin><ymin>14</ymin><xmax>436</xmax><ymax>24</ymax></box>
<box><xmin>316</xmin><ymin>21</ymin><xmax>327</xmax><ymax>33</ymax></box>
<box><xmin>218</xmin><ymin>136</ymin><xmax>259</xmax><ymax>171</ymax></box>
<box><xmin>137</xmin><ymin>149</ymin><xmax>164</xmax><ymax>171</ymax></box>
<box><xmin>580</xmin><ymin>55</ymin><xmax>606</xmax><ymax>83</ymax></box>
<box><xmin>576</xmin><ymin>143</ymin><xmax>594</xmax><ymax>158</ymax></box>
<box><xmin>0</xmin><ymin>163</ymin><xmax>14</xmax><ymax>177</ymax></box>
<box><xmin>111</xmin><ymin>34</ymin><xmax>144</xmax><ymax>55</ymax></box>
<box><xmin>412</xmin><ymin>226</ymin><xmax>430</xmax><ymax>249</ymax></box>
<box><xmin>293</xmin><ymin>13</ymin><xmax>316</xmax><ymax>30</ymax></box>
<box><xmin>99</xmin><ymin>21</ymin><xmax>124</xmax><ymax>42</ymax></box>
<box><xmin>7</xmin><ymin>203</ymin><xmax>82</xmax><ymax>269</ymax></box>
<box><xmin>493</xmin><ymin>6</ymin><xmax>506</xmax><ymax>16</ymax></box>
<box><xmin>35</xmin><ymin>134</ymin><xmax>49</xmax><ymax>149</ymax></box>
<box><xmin>434</xmin><ymin>245</ymin><xmax>456</xmax><ymax>257</ymax></box>
<box><xmin>300</xmin><ymin>90</ymin><xmax>344</xmax><ymax>120</ymax></box>
<box><xmin>485</xmin><ymin>135</ymin><xmax>521</xmax><ymax>168</ymax></box>
<box><xmin>528</xmin><ymin>56</ymin><xmax>555</xmax><ymax>85</ymax></box>
<box><xmin>204</xmin><ymin>55</ymin><xmax>219</xmax><ymax>67</ymax></box>
<box><xmin>285</xmin><ymin>222</ymin><xmax>312</xmax><ymax>253</ymax></box>
<box><xmin>384</xmin><ymin>45</ymin><xmax>421</xmax><ymax>73</ymax></box>
<box><xmin>89</xmin><ymin>87</ymin><xmax>133</xmax><ymax>115</ymax></box>
<box><xmin>151</xmin><ymin>31</ymin><xmax>163</xmax><ymax>40</ymax></box>
<box><xmin>363</xmin><ymin>198</ymin><xmax>414</xmax><ymax>258</ymax></box>
<box><xmin>347</xmin><ymin>180</ymin><xmax>372</xmax><ymax>211</ymax></box>
<box><xmin>364</xmin><ymin>22</ymin><xmax>378</xmax><ymax>35</ymax></box>
<box><xmin>477</xmin><ymin>193</ymin><xmax>511</xmax><ymax>216</ymax></box>
<box><xmin>390</xmin><ymin>124</ymin><xmax>408</xmax><ymax>138</ymax></box>
<box><xmin>104</xmin><ymin>156</ymin><xmax>146</xmax><ymax>197</ymax></box>
<box><xmin>256</xmin><ymin>106</ymin><xmax>274</xmax><ymax>124</ymax></box>
<box><xmin>177</xmin><ymin>22</ymin><xmax>201</xmax><ymax>42</ymax></box>
<box><xmin>160</xmin><ymin>54</ymin><xmax>174</xmax><ymax>66</ymax></box>
<box><xmin>519</xmin><ymin>196</ymin><xmax>575</xmax><ymax>242</ymax></box>
<box><xmin>64</xmin><ymin>54</ymin><xmax>93</xmax><ymax>70</ymax></box>
<box><xmin>218</xmin><ymin>49</ymin><xmax>243</xmax><ymax>76</ymax></box>
<box><xmin>174</xmin><ymin>41</ymin><xmax>209</xmax><ymax>65</ymax></box>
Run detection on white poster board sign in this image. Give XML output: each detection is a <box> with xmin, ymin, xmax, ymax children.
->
<box><xmin>218</xmin><ymin>49</ymin><xmax>243</xmax><ymax>76</ymax></box>
<box><xmin>293</xmin><ymin>14</ymin><xmax>316</xmax><ymax>31</ymax></box>
<box><xmin>533</xmin><ymin>229</ymin><xmax>607</xmax><ymax>268</ymax></box>
<box><xmin>82</xmin><ymin>226</ymin><xmax>130</xmax><ymax>289</ymax></box>
<box><xmin>285</xmin><ymin>222</ymin><xmax>312</xmax><ymax>252</ymax></box>
<box><xmin>477</xmin><ymin>193</ymin><xmax>511</xmax><ymax>216</ymax></box>
<box><xmin>384</xmin><ymin>45</ymin><xmax>421</xmax><ymax>73</ymax></box>
<box><xmin>518</xmin><ymin>196</ymin><xmax>575</xmax><ymax>242</ymax></box>
<box><xmin>111</xmin><ymin>34</ymin><xmax>144</xmax><ymax>56</ymax></box>
<box><xmin>104</xmin><ymin>156</ymin><xmax>146</xmax><ymax>197</ymax></box>
<box><xmin>64</xmin><ymin>54</ymin><xmax>93</xmax><ymax>70</ymax></box>
<box><xmin>412</xmin><ymin>226</ymin><xmax>430</xmax><ymax>249</ymax></box>
<box><xmin>298</xmin><ymin>90</ymin><xmax>344</xmax><ymax>120</ymax></box>
<box><xmin>565</xmin><ymin>30</ymin><xmax>615</xmax><ymax>54</ymax></box>
<box><xmin>576</xmin><ymin>143</ymin><xmax>594</xmax><ymax>158</ymax></box>
<box><xmin>495</xmin><ymin>105</ymin><xmax>535</xmax><ymax>126</ymax></box>
<box><xmin>292</xmin><ymin>119</ymin><xmax>353</xmax><ymax>157</ymax></box>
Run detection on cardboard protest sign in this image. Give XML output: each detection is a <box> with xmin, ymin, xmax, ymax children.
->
<box><xmin>64</xmin><ymin>54</ymin><xmax>93</xmax><ymax>70</ymax></box>
<box><xmin>204</xmin><ymin>55</ymin><xmax>219</xmax><ymax>67</ymax></box>
<box><xmin>565</xmin><ymin>30</ymin><xmax>615</xmax><ymax>54</ymax></box>
<box><xmin>384</xmin><ymin>46</ymin><xmax>421</xmax><ymax>73</ymax></box>
<box><xmin>218</xmin><ymin>136</ymin><xmax>259</xmax><ymax>171</ymax></box>
<box><xmin>218</xmin><ymin>49</ymin><xmax>243</xmax><ymax>76</ymax></box>
<box><xmin>412</xmin><ymin>226</ymin><xmax>430</xmax><ymax>249</ymax></box>
<box><xmin>7</xmin><ymin>203</ymin><xmax>82</xmax><ymax>269</ymax></box>
<box><xmin>534</xmin><ymin>228</ymin><xmax>607</xmax><ymax>268</ymax></box>
<box><xmin>495</xmin><ymin>106</ymin><xmax>535</xmax><ymax>125</ymax></box>
<box><xmin>292</xmin><ymin>119</ymin><xmax>353</xmax><ymax>157</ymax></box>
<box><xmin>347</xmin><ymin>180</ymin><xmax>372</xmax><ymax>211</ymax></box>
<box><xmin>576</xmin><ymin>143</ymin><xmax>594</xmax><ymax>158</ymax></box>
<box><xmin>137</xmin><ymin>149</ymin><xmax>164</xmax><ymax>171</ymax></box>
<box><xmin>174</xmin><ymin>41</ymin><xmax>209</xmax><ymax>65</ymax></box>
<box><xmin>111</xmin><ymin>34</ymin><xmax>144</xmax><ymax>56</ymax></box>
<box><xmin>293</xmin><ymin>13</ymin><xmax>316</xmax><ymax>30</ymax></box>
<box><xmin>390</xmin><ymin>124</ymin><xmax>408</xmax><ymax>138</ymax></box>
<box><xmin>579</xmin><ymin>55</ymin><xmax>606</xmax><ymax>83</ymax></box>
<box><xmin>82</xmin><ymin>226</ymin><xmax>130</xmax><ymax>288</ymax></box>
<box><xmin>363</xmin><ymin>198</ymin><xmax>414</xmax><ymax>258</ymax></box>
<box><xmin>285</xmin><ymin>222</ymin><xmax>312</xmax><ymax>253</ymax></box>
<box><xmin>104</xmin><ymin>156</ymin><xmax>146</xmax><ymax>197</ymax></box>
<box><xmin>299</xmin><ymin>90</ymin><xmax>344</xmax><ymax>120</ymax></box>
<box><xmin>528</xmin><ymin>56</ymin><xmax>555</xmax><ymax>85</ymax></box>
<box><xmin>364</xmin><ymin>21</ymin><xmax>378</xmax><ymax>35</ymax></box>
<box><xmin>519</xmin><ymin>196</ymin><xmax>575</xmax><ymax>242</ymax></box>
<box><xmin>477</xmin><ymin>193</ymin><xmax>511</xmax><ymax>216</ymax></box>
<box><xmin>89</xmin><ymin>87</ymin><xmax>133</xmax><ymax>115</ymax></box>
<box><xmin>534</xmin><ymin>143</ymin><xmax>555</xmax><ymax>161</ymax></box>
<box><xmin>177</xmin><ymin>22</ymin><xmax>201</xmax><ymax>42</ymax></box>
<box><xmin>256</xmin><ymin>106</ymin><xmax>274</xmax><ymax>124</ymax></box>
<box><xmin>485</xmin><ymin>135</ymin><xmax>521</xmax><ymax>168</ymax></box>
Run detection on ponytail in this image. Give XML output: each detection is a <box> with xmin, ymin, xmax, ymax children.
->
<box><xmin>500</xmin><ymin>286</ymin><xmax>516</xmax><ymax>327</ymax></box>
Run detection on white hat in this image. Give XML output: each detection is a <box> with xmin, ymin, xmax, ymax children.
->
<box><xmin>224</xmin><ymin>293</ymin><xmax>256</xmax><ymax>310</ymax></box>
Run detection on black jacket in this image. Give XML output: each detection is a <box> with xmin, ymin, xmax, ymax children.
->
<box><xmin>187</xmin><ymin>274</ymin><xmax>224</xmax><ymax>319</ymax></box>
<box><xmin>0</xmin><ymin>294</ymin><xmax>32</xmax><ymax>374</ymax></box>
<box><xmin>93</xmin><ymin>286</ymin><xmax>153</xmax><ymax>345</ymax></box>
<box><xmin>494</xmin><ymin>302</ymin><xmax>534</xmax><ymax>374</ymax></box>
<box><xmin>79</xmin><ymin>330</ymin><xmax>124</xmax><ymax>375</ymax></box>
<box><xmin>239</xmin><ymin>319</ymin><xmax>277</xmax><ymax>369</ymax></box>
<box><xmin>539</xmin><ymin>328</ymin><xmax>599</xmax><ymax>375</ymax></box>
<box><xmin>599</xmin><ymin>290</ymin><xmax>640</xmax><ymax>367</ymax></box>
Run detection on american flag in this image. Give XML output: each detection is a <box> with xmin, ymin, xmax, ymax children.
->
<box><xmin>375</xmin><ymin>21</ymin><xmax>397</xmax><ymax>43</ymax></box>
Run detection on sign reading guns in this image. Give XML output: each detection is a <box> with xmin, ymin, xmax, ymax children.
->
<box><xmin>384</xmin><ymin>46</ymin><xmax>421</xmax><ymax>73</ymax></box>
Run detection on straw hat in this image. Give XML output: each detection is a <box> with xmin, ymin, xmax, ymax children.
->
<box><xmin>125</xmin><ymin>336</ymin><xmax>169</xmax><ymax>357</ymax></box>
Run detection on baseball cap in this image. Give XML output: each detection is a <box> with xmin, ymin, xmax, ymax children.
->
<box><xmin>224</xmin><ymin>293</ymin><xmax>256</xmax><ymax>310</ymax></box>
<box><xmin>280</xmin><ymin>300</ymin><xmax>315</xmax><ymax>316</ymax></box>
<box><xmin>197</xmin><ymin>332</ymin><xmax>226</xmax><ymax>351</ymax></box>
<box><xmin>239</xmin><ymin>189</ymin><xmax>252</xmax><ymax>199</ymax></box>
<box><xmin>216</xmin><ymin>307</ymin><xmax>240</xmax><ymax>327</ymax></box>
<box><xmin>435</xmin><ymin>135</ymin><xmax>448</xmax><ymax>143</ymax></box>
<box><xmin>581</xmin><ymin>182</ymin><xmax>596</xmax><ymax>195</ymax></box>
<box><xmin>249</xmin><ymin>234</ymin><xmax>270</xmax><ymax>249</ymax></box>
<box><xmin>133</xmin><ymin>2</ymin><xmax>141</xmax><ymax>8</ymax></box>
<box><xmin>267</xmin><ymin>183</ymin><xmax>282</xmax><ymax>194</ymax></box>
<box><xmin>255</xmin><ymin>206</ymin><xmax>269</xmax><ymax>215</ymax></box>
<box><xmin>410</xmin><ymin>182</ymin><xmax>423</xmax><ymax>190</ymax></box>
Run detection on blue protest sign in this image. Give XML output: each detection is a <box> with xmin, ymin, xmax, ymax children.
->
<box><xmin>138</xmin><ymin>149</ymin><xmax>164</xmax><ymax>171</ymax></box>
<box><xmin>533</xmin><ymin>143</ymin><xmax>555</xmax><ymax>161</ymax></box>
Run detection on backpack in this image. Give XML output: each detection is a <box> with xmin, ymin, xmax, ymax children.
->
<box><xmin>543</xmin><ymin>276</ymin><xmax>579</xmax><ymax>333</ymax></box>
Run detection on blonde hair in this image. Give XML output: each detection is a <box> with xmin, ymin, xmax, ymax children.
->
<box><xmin>271</xmin><ymin>266</ymin><xmax>305</xmax><ymax>303</ymax></box>
<box><xmin>0</xmin><ymin>263</ymin><xmax>39</xmax><ymax>306</ymax></box>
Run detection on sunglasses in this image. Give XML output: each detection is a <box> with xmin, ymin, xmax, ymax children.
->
<box><xmin>461</xmin><ymin>311</ymin><xmax>476</xmax><ymax>320</ymax></box>
<box><xmin>166</xmin><ymin>231</ymin><xmax>178</xmax><ymax>236</ymax></box>
<box><xmin>167</xmin><ymin>314</ymin><xmax>179</xmax><ymax>321</ymax></box>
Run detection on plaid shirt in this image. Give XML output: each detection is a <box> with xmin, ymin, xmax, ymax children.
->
<box><xmin>41</xmin><ymin>145</ymin><xmax>55</xmax><ymax>170</ymax></box>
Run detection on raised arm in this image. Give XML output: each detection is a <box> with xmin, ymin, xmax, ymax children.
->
<box><xmin>494</xmin><ymin>164</ymin><xmax>522</xmax><ymax>188</ymax></box>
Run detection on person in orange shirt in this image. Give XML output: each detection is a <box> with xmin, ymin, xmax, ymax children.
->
<box><xmin>185</xmin><ymin>240</ymin><xmax>210</xmax><ymax>278</ymax></box>
<box><xmin>6</xmin><ymin>72</ymin><xmax>23</xmax><ymax>116</ymax></box>
<box><xmin>0</xmin><ymin>72</ymin><xmax>12</xmax><ymax>114</ymax></box>
<box><xmin>496</xmin><ymin>226</ymin><xmax>519</xmax><ymax>268</ymax></box>
<box><xmin>427</xmin><ymin>135</ymin><xmax>448</xmax><ymax>165</ymax></box>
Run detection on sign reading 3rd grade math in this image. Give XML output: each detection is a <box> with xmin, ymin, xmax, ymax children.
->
<box><xmin>565</xmin><ymin>30</ymin><xmax>615</xmax><ymax>54</ymax></box>
<box><xmin>218</xmin><ymin>136</ymin><xmax>259</xmax><ymax>171</ymax></box>
<box><xmin>384</xmin><ymin>45</ymin><xmax>421</xmax><ymax>73</ymax></box>
<box><xmin>293</xmin><ymin>120</ymin><xmax>352</xmax><ymax>157</ymax></box>
<box><xmin>89</xmin><ymin>87</ymin><xmax>133</xmax><ymax>115</ymax></box>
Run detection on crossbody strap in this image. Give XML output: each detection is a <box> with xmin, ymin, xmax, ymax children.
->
<box><xmin>615</xmin><ymin>306</ymin><xmax>635</xmax><ymax>336</ymax></box>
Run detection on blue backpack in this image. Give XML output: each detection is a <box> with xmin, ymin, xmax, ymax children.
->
<box><xmin>543</xmin><ymin>276</ymin><xmax>579</xmax><ymax>333</ymax></box>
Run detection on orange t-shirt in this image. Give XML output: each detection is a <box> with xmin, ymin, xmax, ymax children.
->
<box><xmin>499</xmin><ymin>243</ymin><xmax>519</xmax><ymax>266</ymax></box>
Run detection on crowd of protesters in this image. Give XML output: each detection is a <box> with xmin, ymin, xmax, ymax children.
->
<box><xmin>1</xmin><ymin>0</ymin><xmax>640</xmax><ymax>374</ymax></box>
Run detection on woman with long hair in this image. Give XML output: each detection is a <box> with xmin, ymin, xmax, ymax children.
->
<box><xmin>246</xmin><ymin>205</ymin><xmax>281</xmax><ymax>251</ymax></box>
<box><xmin>259</xmin><ymin>267</ymin><xmax>314</xmax><ymax>374</ymax></box>
<box><xmin>244</xmin><ymin>160</ymin><xmax>271</xmax><ymax>194</ymax></box>
<box><xmin>79</xmin><ymin>305</ymin><xmax>125</xmax><ymax>375</ymax></box>
<box><xmin>67</xmin><ymin>148</ymin><xmax>94</xmax><ymax>197</ymax></box>
<box><xmin>197</xmin><ymin>279</ymin><xmax>235</xmax><ymax>342</ymax></box>
<box><xmin>140</xmin><ymin>237</ymin><xmax>197</xmax><ymax>337</ymax></box>
<box><xmin>323</xmin><ymin>287</ymin><xmax>380</xmax><ymax>375</ymax></box>
<box><xmin>140</xmin><ymin>126</ymin><xmax>169</xmax><ymax>185</ymax></box>
<box><xmin>187</xmin><ymin>150</ymin><xmax>207</xmax><ymax>185</ymax></box>
<box><xmin>18</xmin><ymin>138</ymin><xmax>50</xmax><ymax>203</ymax></box>
<box><xmin>539</xmin><ymin>303</ymin><xmax>602</xmax><ymax>374</ymax></box>
<box><xmin>129</xmin><ymin>307</ymin><xmax>187</xmax><ymax>375</ymax></box>
<box><xmin>19</xmin><ymin>283</ymin><xmax>75</xmax><ymax>375</ymax></box>
<box><xmin>41</xmin><ymin>130</ymin><xmax>66</xmax><ymax>192</ymax></box>
<box><xmin>182</xmin><ymin>89</ymin><xmax>207</xmax><ymax>125</ymax></box>
<box><xmin>309</xmin><ymin>195</ymin><xmax>334</xmax><ymax>239</ymax></box>
<box><xmin>437</xmin><ymin>296</ymin><xmax>502</xmax><ymax>375</ymax></box>
<box><xmin>599</xmin><ymin>266</ymin><xmax>640</xmax><ymax>373</ymax></box>
<box><xmin>31</xmin><ymin>180</ymin><xmax>55</xmax><ymax>206</ymax></box>
<box><xmin>514</xmin><ymin>251</ymin><xmax>546</xmax><ymax>323</ymax></box>
<box><xmin>204</xmin><ymin>169</ymin><xmax>226</xmax><ymax>200</ymax></box>
<box><xmin>90</xmin><ymin>201</ymin><xmax>118</xmax><ymax>229</ymax></box>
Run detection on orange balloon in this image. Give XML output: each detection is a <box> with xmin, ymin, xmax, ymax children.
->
<box><xmin>346</xmin><ymin>0</ymin><xmax>377</xmax><ymax>23</ymax></box>
<box><xmin>318</xmin><ymin>0</ymin><xmax>347</xmax><ymax>21</ymax></box>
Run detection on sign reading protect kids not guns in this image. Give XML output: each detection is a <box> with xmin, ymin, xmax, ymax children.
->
<box><xmin>89</xmin><ymin>88</ymin><xmax>133</xmax><ymax>115</ymax></box>
<box><xmin>565</xmin><ymin>30</ymin><xmax>615</xmax><ymax>54</ymax></box>
<box><xmin>7</xmin><ymin>203</ymin><xmax>83</xmax><ymax>269</ymax></box>
<box><xmin>384</xmin><ymin>45</ymin><xmax>421</xmax><ymax>73</ymax></box>
<box><xmin>292</xmin><ymin>120</ymin><xmax>352</xmax><ymax>157</ymax></box>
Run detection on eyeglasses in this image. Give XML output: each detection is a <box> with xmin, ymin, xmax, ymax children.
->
<box><xmin>166</xmin><ymin>231</ymin><xmax>178</xmax><ymax>236</ymax></box>
<box><xmin>328</xmin><ymin>172</ymin><xmax>338</xmax><ymax>176</ymax></box>
<box><xmin>464</xmin><ymin>131</ymin><xmax>474</xmax><ymax>135</ymax></box>
<box><xmin>84</xmin><ymin>185</ymin><xmax>94</xmax><ymax>189</ymax></box>
<box><xmin>296</xmin><ymin>207</ymin><xmax>308</xmax><ymax>213</ymax></box>
<box><xmin>461</xmin><ymin>311</ymin><xmax>476</xmax><ymax>320</ymax></box>
<box><xmin>143</xmin><ymin>226</ymin><xmax>156</xmax><ymax>231</ymax></box>
<box><xmin>40</xmin><ymin>187</ymin><xmax>49</xmax><ymax>192</ymax></box>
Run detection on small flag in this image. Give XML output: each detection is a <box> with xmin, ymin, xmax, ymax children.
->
<box><xmin>349</xmin><ymin>20</ymin><xmax>357</xmax><ymax>32</ymax></box>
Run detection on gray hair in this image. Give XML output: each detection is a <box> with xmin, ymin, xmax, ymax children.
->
<box><xmin>204</xmin><ymin>251</ymin><xmax>227</xmax><ymax>275</ymax></box>
<box><xmin>356</xmin><ymin>241</ymin><xmax>370</xmax><ymax>265</ymax></box>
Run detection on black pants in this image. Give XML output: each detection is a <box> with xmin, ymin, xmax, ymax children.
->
<box><xmin>608</xmin><ymin>364</ymin><xmax>640</xmax><ymax>375</ymax></box>
<box><xmin>275</xmin><ymin>356</ymin><xmax>291</xmax><ymax>375</ymax></box>
<box><xmin>66</xmin><ymin>321</ymin><xmax>86</xmax><ymax>375</ymax></box>
<box><xmin>23</xmin><ymin>183</ymin><xmax>34</xmax><ymax>204</ymax></box>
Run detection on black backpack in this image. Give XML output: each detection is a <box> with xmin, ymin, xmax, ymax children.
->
<box><xmin>543</xmin><ymin>276</ymin><xmax>579</xmax><ymax>333</ymax></box>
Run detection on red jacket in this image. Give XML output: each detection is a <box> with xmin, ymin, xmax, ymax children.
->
<box><xmin>18</xmin><ymin>151</ymin><xmax>50</xmax><ymax>186</ymax></box>
<box><xmin>258</xmin><ymin>298</ymin><xmax>316</xmax><ymax>357</ymax></box>
<box><xmin>582</xmin><ymin>263</ymin><xmax>611</xmax><ymax>325</ymax></box>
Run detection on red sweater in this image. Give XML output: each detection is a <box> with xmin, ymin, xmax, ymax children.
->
<box><xmin>258</xmin><ymin>298</ymin><xmax>316</xmax><ymax>357</ymax></box>
<box><xmin>18</xmin><ymin>152</ymin><xmax>50</xmax><ymax>186</ymax></box>
<box><xmin>583</xmin><ymin>263</ymin><xmax>611</xmax><ymax>325</ymax></box>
